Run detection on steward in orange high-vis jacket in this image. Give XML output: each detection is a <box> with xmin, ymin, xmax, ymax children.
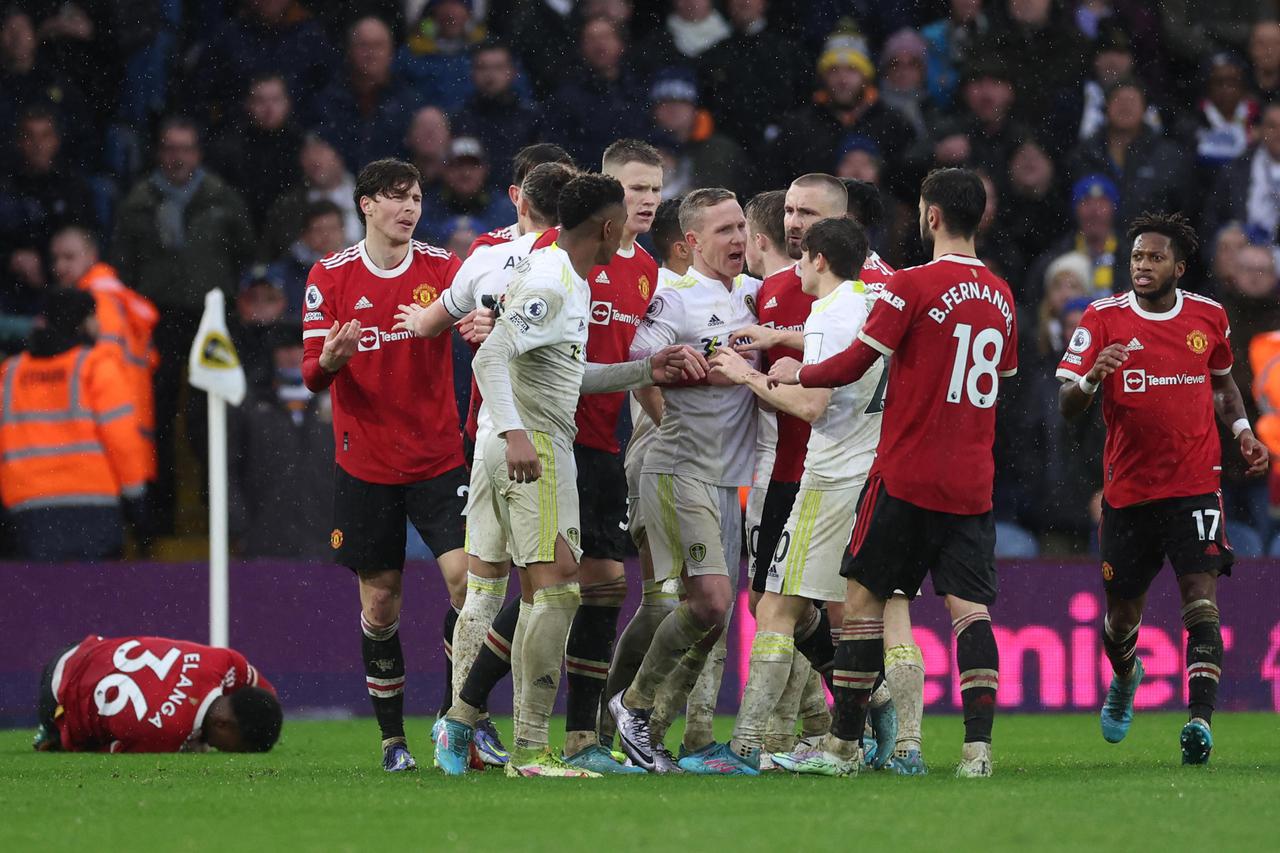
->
<box><xmin>51</xmin><ymin>227</ymin><xmax>159</xmax><ymax>480</ymax></box>
<box><xmin>0</xmin><ymin>290</ymin><xmax>150</xmax><ymax>561</ymax></box>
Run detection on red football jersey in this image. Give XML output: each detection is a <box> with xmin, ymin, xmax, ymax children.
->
<box><xmin>533</xmin><ymin>228</ymin><xmax>657</xmax><ymax>453</ymax></box>
<box><xmin>52</xmin><ymin>635</ymin><xmax>271</xmax><ymax>752</ymax></box>
<box><xmin>1055</xmin><ymin>290</ymin><xmax>1233</xmax><ymax>507</ymax></box>
<box><xmin>467</xmin><ymin>222</ymin><xmax>518</xmax><ymax>256</ymax></box>
<box><xmin>858</xmin><ymin>254</ymin><xmax>1018</xmax><ymax>514</ymax></box>
<box><xmin>758</xmin><ymin>265</ymin><xmax>813</xmax><ymax>483</ymax></box>
<box><xmin>860</xmin><ymin>250</ymin><xmax>895</xmax><ymax>293</ymax></box>
<box><xmin>302</xmin><ymin>240</ymin><xmax>465</xmax><ymax>484</ymax></box>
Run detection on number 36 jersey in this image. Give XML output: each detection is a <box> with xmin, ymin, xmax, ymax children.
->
<box><xmin>52</xmin><ymin>635</ymin><xmax>272</xmax><ymax>752</ymax></box>
<box><xmin>857</xmin><ymin>254</ymin><xmax>1018</xmax><ymax>515</ymax></box>
<box><xmin>631</xmin><ymin>267</ymin><xmax>762</xmax><ymax>487</ymax></box>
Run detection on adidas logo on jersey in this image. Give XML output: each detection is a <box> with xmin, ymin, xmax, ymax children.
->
<box><xmin>354</xmin><ymin>296</ymin><xmax>373</xmax><ymax>310</ymax></box>
<box><xmin>708</xmin><ymin>313</ymin><xmax>724</xmax><ymax>326</ymax></box>
<box><xmin>595</xmin><ymin>271</ymin><xmax>611</xmax><ymax>284</ymax></box>
<box><xmin>1126</xmin><ymin>337</ymin><xmax>1144</xmax><ymax>351</ymax></box>
<box><xmin>763</xmin><ymin>296</ymin><xmax>778</xmax><ymax>309</ymax></box>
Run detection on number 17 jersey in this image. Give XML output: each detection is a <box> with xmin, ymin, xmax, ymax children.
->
<box><xmin>856</xmin><ymin>254</ymin><xmax>1018</xmax><ymax>515</ymax></box>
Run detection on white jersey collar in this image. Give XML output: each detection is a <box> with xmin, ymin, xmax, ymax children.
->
<box><xmin>1128</xmin><ymin>288</ymin><xmax>1184</xmax><ymax>320</ymax></box>
<box><xmin>937</xmin><ymin>253</ymin><xmax>985</xmax><ymax>266</ymax></box>
<box><xmin>358</xmin><ymin>239</ymin><xmax>414</xmax><ymax>278</ymax></box>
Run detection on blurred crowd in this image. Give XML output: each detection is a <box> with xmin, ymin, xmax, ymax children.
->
<box><xmin>5</xmin><ymin>0</ymin><xmax>1280</xmax><ymax>560</ymax></box>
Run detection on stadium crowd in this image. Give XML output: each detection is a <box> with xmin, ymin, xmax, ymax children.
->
<box><xmin>4</xmin><ymin>0</ymin><xmax>1280</xmax><ymax>560</ymax></box>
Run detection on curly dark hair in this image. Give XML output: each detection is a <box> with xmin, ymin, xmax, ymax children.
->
<box><xmin>1126</xmin><ymin>211</ymin><xmax>1199</xmax><ymax>262</ymax></box>
<box><xmin>229</xmin><ymin>687</ymin><xmax>283</xmax><ymax>753</ymax></box>
<box><xmin>558</xmin><ymin>173</ymin><xmax>625</xmax><ymax>231</ymax></box>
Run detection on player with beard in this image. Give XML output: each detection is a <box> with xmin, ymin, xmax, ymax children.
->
<box><xmin>697</xmin><ymin>217</ymin><xmax>882</xmax><ymax>775</ymax></box>
<box><xmin>1056</xmin><ymin>212</ymin><xmax>1267</xmax><ymax>765</ymax></box>
<box><xmin>608</xmin><ymin>188</ymin><xmax>761</xmax><ymax>772</ymax></box>
<box><xmin>731</xmin><ymin>175</ymin><xmax>906</xmax><ymax>769</ymax></box>
<box><xmin>770</xmin><ymin>168</ymin><xmax>1017</xmax><ymax>778</ymax></box>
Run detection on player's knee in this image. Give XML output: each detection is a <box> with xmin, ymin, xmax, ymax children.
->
<box><xmin>1104</xmin><ymin>600</ymin><xmax>1142</xmax><ymax>635</ymax></box>
<box><xmin>1178</xmin><ymin>572</ymin><xmax>1217</xmax><ymax>605</ymax></box>
<box><xmin>361</xmin><ymin>586</ymin><xmax>401</xmax><ymax>628</ymax></box>
<box><xmin>688</xmin><ymin>593</ymin><xmax>731</xmax><ymax>628</ymax></box>
<box><xmin>581</xmin><ymin>575</ymin><xmax>627</xmax><ymax>607</ymax></box>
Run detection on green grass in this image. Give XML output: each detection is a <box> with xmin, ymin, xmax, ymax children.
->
<box><xmin>2</xmin><ymin>713</ymin><xmax>1278</xmax><ymax>852</ymax></box>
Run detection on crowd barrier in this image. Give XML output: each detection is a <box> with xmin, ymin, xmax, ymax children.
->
<box><xmin>2</xmin><ymin>559</ymin><xmax>1277</xmax><ymax>726</ymax></box>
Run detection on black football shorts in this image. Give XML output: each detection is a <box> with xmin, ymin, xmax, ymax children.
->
<box><xmin>842</xmin><ymin>474</ymin><xmax>998</xmax><ymax>605</ymax></box>
<box><xmin>331</xmin><ymin>464</ymin><xmax>468</xmax><ymax>573</ymax></box>
<box><xmin>1099</xmin><ymin>492</ymin><xmax>1234</xmax><ymax>600</ymax></box>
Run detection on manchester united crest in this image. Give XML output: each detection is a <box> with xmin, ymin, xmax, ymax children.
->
<box><xmin>638</xmin><ymin>274</ymin><xmax>650</xmax><ymax>299</ymax></box>
<box><xmin>1186</xmin><ymin>329</ymin><xmax>1208</xmax><ymax>355</ymax></box>
<box><xmin>413</xmin><ymin>283</ymin><xmax>439</xmax><ymax>307</ymax></box>
<box><xmin>330</xmin><ymin>529</ymin><xmax>344</xmax><ymax>549</ymax></box>
<box><xmin>1101</xmin><ymin>561</ymin><xmax>1114</xmax><ymax>581</ymax></box>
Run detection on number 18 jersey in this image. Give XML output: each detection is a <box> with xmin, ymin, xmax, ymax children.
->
<box><xmin>857</xmin><ymin>254</ymin><xmax>1018</xmax><ymax>515</ymax></box>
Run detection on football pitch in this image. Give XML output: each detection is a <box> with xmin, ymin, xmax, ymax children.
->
<box><xmin>2</xmin><ymin>713</ymin><xmax>1277</xmax><ymax>852</ymax></box>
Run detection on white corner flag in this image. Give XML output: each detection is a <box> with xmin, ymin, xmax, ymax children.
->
<box><xmin>188</xmin><ymin>288</ymin><xmax>246</xmax><ymax>648</ymax></box>
<box><xmin>188</xmin><ymin>288</ymin><xmax>246</xmax><ymax>405</ymax></box>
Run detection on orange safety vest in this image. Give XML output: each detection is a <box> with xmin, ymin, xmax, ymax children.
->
<box><xmin>0</xmin><ymin>345</ymin><xmax>150</xmax><ymax>512</ymax></box>
<box><xmin>1249</xmin><ymin>330</ymin><xmax>1280</xmax><ymax>455</ymax></box>
<box><xmin>78</xmin><ymin>262</ymin><xmax>158</xmax><ymax>479</ymax></box>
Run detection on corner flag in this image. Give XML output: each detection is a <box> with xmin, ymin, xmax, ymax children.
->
<box><xmin>188</xmin><ymin>288</ymin><xmax>246</xmax><ymax>406</ymax></box>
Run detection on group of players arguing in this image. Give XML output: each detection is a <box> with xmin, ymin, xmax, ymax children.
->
<box><xmin>36</xmin><ymin>139</ymin><xmax>1264</xmax><ymax>772</ymax></box>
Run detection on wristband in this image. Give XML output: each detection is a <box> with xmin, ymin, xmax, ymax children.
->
<box><xmin>1232</xmin><ymin>418</ymin><xmax>1252</xmax><ymax>439</ymax></box>
<box><xmin>794</xmin><ymin>366</ymin><xmax>804</xmax><ymax>386</ymax></box>
<box><xmin>1078</xmin><ymin>375</ymin><xmax>1100</xmax><ymax>395</ymax></box>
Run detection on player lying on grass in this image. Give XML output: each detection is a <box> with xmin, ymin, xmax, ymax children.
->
<box><xmin>1056</xmin><ymin>211</ymin><xmax>1268</xmax><ymax>765</ymax></box>
<box><xmin>34</xmin><ymin>635</ymin><xmax>281</xmax><ymax>753</ymax></box>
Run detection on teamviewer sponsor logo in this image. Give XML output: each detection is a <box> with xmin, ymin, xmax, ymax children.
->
<box><xmin>358</xmin><ymin>326</ymin><xmax>381</xmax><ymax>351</ymax></box>
<box><xmin>1122</xmin><ymin>369</ymin><xmax>1207</xmax><ymax>392</ymax></box>
<box><xmin>590</xmin><ymin>300</ymin><xmax>613</xmax><ymax>324</ymax></box>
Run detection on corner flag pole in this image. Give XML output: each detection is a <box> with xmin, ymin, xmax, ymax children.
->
<box><xmin>208</xmin><ymin>397</ymin><xmax>230</xmax><ymax>647</ymax></box>
<box><xmin>188</xmin><ymin>289</ymin><xmax>247</xmax><ymax>648</ymax></box>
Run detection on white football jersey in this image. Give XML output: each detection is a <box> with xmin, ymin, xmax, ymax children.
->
<box><xmin>631</xmin><ymin>266</ymin><xmax>762</xmax><ymax>487</ymax></box>
<box><xmin>485</xmin><ymin>243</ymin><xmax>590</xmax><ymax>441</ymax></box>
<box><xmin>440</xmin><ymin>230</ymin><xmax>540</xmax><ymax>457</ymax></box>
<box><xmin>623</xmin><ymin>266</ymin><xmax>686</xmax><ymax>479</ymax></box>
<box><xmin>801</xmin><ymin>280</ymin><xmax>884</xmax><ymax>485</ymax></box>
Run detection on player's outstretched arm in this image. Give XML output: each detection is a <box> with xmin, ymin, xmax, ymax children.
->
<box><xmin>580</xmin><ymin>345</ymin><xmax>704</xmax><ymax>394</ymax></box>
<box><xmin>774</xmin><ymin>338</ymin><xmax>879</xmax><ymax>388</ymax></box>
<box><xmin>456</xmin><ymin>307</ymin><xmax>495</xmax><ymax>344</ymax></box>
<box><xmin>730</xmin><ymin>324</ymin><xmax>802</xmax><ymax>354</ymax></box>
<box><xmin>1060</xmin><ymin>343</ymin><xmax>1128</xmax><ymax>418</ymax></box>
<box><xmin>711</xmin><ymin>348</ymin><xmax>831</xmax><ymax>422</ymax></box>
<box><xmin>1212</xmin><ymin>371</ymin><xmax>1271</xmax><ymax>476</ymax></box>
<box><xmin>392</xmin><ymin>299</ymin><xmax>458</xmax><ymax>339</ymax></box>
